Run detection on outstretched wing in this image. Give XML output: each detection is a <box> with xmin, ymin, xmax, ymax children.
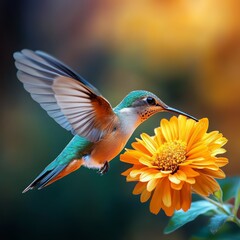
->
<box><xmin>14</xmin><ymin>49</ymin><xmax>117</xmax><ymax>142</ymax></box>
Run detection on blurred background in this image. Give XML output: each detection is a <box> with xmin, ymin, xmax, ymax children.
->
<box><xmin>1</xmin><ymin>0</ymin><xmax>240</xmax><ymax>239</ymax></box>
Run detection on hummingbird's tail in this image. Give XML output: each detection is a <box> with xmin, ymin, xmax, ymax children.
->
<box><xmin>22</xmin><ymin>135</ymin><xmax>90</xmax><ymax>193</ymax></box>
<box><xmin>22</xmin><ymin>160</ymin><xmax>83</xmax><ymax>193</ymax></box>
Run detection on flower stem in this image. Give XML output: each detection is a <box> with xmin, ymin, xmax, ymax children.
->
<box><xmin>231</xmin><ymin>216</ymin><xmax>240</xmax><ymax>227</ymax></box>
<box><xmin>202</xmin><ymin>196</ymin><xmax>230</xmax><ymax>215</ymax></box>
<box><xmin>202</xmin><ymin>195</ymin><xmax>240</xmax><ymax>227</ymax></box>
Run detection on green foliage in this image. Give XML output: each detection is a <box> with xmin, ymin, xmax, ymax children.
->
<box><xmin>164</xmin><ymin>177</ymin><xmax>240</xmax><ymax>236</ymax></box>
<box><xmin>218</xmin><ymin>177</ymin><xmax>240</xmax><ymax>202</ymax></box>
<box><xmin>164</xmin><ymin>200</ymin><xmax>217</xmax><ymax>234</ymax></box>
<box><xmin>190</xmin><ymin>224</ymin><xmax>240</xmax><ymax>240</ymax></box>
<box><xmin>213</xmin><ymin>188</ymin><xmax>223</xmax><ymax>203</ymax></box>
<box><xmin>209</xmin><ymin>214</ymin><xmax>229</xmax><ymax>234</ymax></box>
<box><xmin>233</xmin><ymin>179</ymin><xmax>240</xmax><ymax>216</ymax></box>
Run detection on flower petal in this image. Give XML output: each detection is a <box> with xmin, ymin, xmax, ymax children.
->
<box><xmin>197</xmin><ymin>168</ymin><xmax>226</xmax><ymax>179</ymax></box>
<box><xmin>140</xmin><ymin>133</ymin><xmax>158</xmax><ymax>154</ymax></box>
<box><xmin>183</xmin><ymin>118</ymin><xmax>196</xmax><ymax>143</ymax></box>
<box><xmin>212</xmin><ymin>148</ymin><xmax>227</xmax><ymax>156</ymax></box>
<box><xmin>126</xmin><ymin>174</ymin><xmax>140</xmax><ymax>182</ymax></box>
<box><xmin>122</xmin><ymin>168</ymin><xmax>132</xmax><ymax>176</ymax></box>
<box><xmin>133</xmin><ymin>181</ymin><xmax>146</xmax><ymax>195</ymax></box>
<box><xmin>179</xmin><ymin>166</ymin><xmax>200</xmax><ymax>177</ymax></box>
<box><xmin>170</xmin><ymin>181</ymin><xmax>184</xmax><ymax>190</ymax></box>
<box><xmin>149</xmin><ymin>179</ymin><xmax>163</xmax><ymax>214</ymax></box>
<box><xmin>140</xmin><ymin>169</ymin><xmax>160</xmax><ymax>182</ymax></box>
<box><xmin>140</xmin><ymin>189</ymin><xmax>152</xmax><ymax>202</ymax></box>
<box><xmin>175</xmin><ymin>169</ymin><xmax>187</xmax><ymax>181</ymax></box>
<box><xmin>120</xmin><ymin>151</ymin><xmax>142</xmax><ymax>164</ymax></box>
<box><xmin>181</xmin><ymin>183</ymin><xmax>191</xmax><ymax>211</ymax></box>
<box><xmin>185</xmin><ymin>177</ymin><xmax>195</xmax><ymax>184</ymax></box>
<box><xmin>172</xmin><ymin>189</ymin><xmax>181</xmax><ymax>210</ymax></box>
<box><xmin>192</xmin><ymin>174</ymin><xmax>220</xmax><ymax>196</ymax></box>
<box><xmin>139</xmin><ymin>155</ymin><xmax>156</xmax><ymax>167</ymax></box>
<box><xmin>215</xmin><ymin>157</ymin><xmax>229</xmax><ymax>167</ymax></box>
<box><xmin>187</xmin><ymin>118</ymin><xmax>208</xmax><ymax>151</ymax></box>
<box><xmin>168</xmin><ymin>174</ymin><xmax>181</xmax><ymax>184</ymax></box>
<box><xmin>162</xmin><ymin>178</ymin><xmax>172</xmax><ymax>207</ymax></box>
<box><xmin>187</xmin><ymin>144</ymin><xmax>208</xmax><ymax>158</ymax></box>
<box><xmin>129</xmin><ymin>168</ymin><xmax>146</xmax><ymax>178</ymax></box>
<box><xmin>154</xmin><ymin>127</ymin><xmax>165</xmax><ymax>145</ymax></box>
<box><xmin>178</xmin><ymin>115</ymin><xmax>187</xmax><ymax>140</ymax></box>
<box><xmin>161</xmin><ymin>119</ymin><xmax>173</xmax><ymax>142</ymax></box>
<box><xmin>202</xmin><ymin>131</ymin><xmax>220</xmax><ymax>144</ymax></box>
<box><xmin>162</xmin><ymin>203</ymin><xmax>175</xmax><ymax>217</ymax></box>
<box><xmin>170</xmin><ymin>116</ymin><xmax>179</xmax><ymax>140</ymax></box>
<box><xmin>132</xmin><ymin>141</ymin><xmax>151</xmax><ymax>155</ymax></box>
<box><xmin>147</xmin><ymin>178</ymin><xmax>160</xmax><ymax>192</ymax></box>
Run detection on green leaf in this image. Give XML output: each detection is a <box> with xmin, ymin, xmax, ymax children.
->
<box><xmin>209</xmin><ymin>214</ymin><xmax>229</xmax><ymax>234</ymax></box>
<box><xmin>218</xmin><ymin>177</ymin><xmax>240</xmax><ymax>202</ymax></box>
<box><xmin>164</xmin><ymin>200</ymin><xmax>218</xmax><ymax>234</ymax></box>
<box><xmin>233</xmin><ymin>181</ymin><xmax>240</xmax><ymax>216</ymax></box>
<box><xmin>191</xmin><ymin>225</ymin><xmax>240</xmax><ymax>240</ymax></box>
<box><xmin>213</xmin><ymin>189</ymin><xmax>223</xmax><ymax>203</ymax></box>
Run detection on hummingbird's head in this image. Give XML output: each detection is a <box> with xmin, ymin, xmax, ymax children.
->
<box><xmin>115</xmin><ymin>90</ymin><xmax>197</xmax><ymax>123</ymax></box>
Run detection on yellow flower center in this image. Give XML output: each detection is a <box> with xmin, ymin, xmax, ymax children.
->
<box><xmin>154</xmin><ymin>140</ymin><xmax>187</xmax><ymax>173</ymax></box>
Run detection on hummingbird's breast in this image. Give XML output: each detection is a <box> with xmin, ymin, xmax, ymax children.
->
<box><xmin>85</xmin><ymin>128</ymin><xmax>130</xmax><ymax>169</ymax></box>
<box><xmin>82</xmin><ymin>111</ymin><xmax>140</xmax><ymax>169</ymax></box>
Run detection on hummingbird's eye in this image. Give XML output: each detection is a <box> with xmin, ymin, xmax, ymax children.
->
<box><xmin>146</xmin><ymin>97</ymin><xmax>156</xmax><ymax>105</ymax></box>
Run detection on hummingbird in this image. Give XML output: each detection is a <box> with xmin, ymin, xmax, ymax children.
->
<box><xmin>14</xmin><ymin>49</ymin><xmax>197</xmax><ymax>193</ymax></box>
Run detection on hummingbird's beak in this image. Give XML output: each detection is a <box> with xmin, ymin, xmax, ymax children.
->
<box><xmin>164</xmin><ymin>106</ymin><xmax>198</xmax><ymax>121</ymax></box>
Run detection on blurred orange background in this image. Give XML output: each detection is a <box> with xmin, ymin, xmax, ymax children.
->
<box><xmin>1</xmin><ymin>0</ymin><xmax>240</xmax><ymax>239</ymax></box>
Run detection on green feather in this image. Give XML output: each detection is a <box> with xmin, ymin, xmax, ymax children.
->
<box><xmin>48</xmin><ymin>135</ymin><xmax>93</xmax><ymax>167</ymax></box>
<box><xmin>22</xmin><ymin>135</ymin><xmax>93</xmax><ymax>192</ymax></box>
<box><xmin>114</xmin><ymin>90</ymin><xmax>157</xmax><ymax>111</ymax></box>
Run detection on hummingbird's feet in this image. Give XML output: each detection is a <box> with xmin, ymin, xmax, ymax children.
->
<box><xmin>98</xmin><ymin>161</ymin><xmax>109</xmax><ymax>175</ymax></box>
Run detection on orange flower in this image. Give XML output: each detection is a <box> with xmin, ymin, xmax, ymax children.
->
<box><xmin>121</xmin><ymin>116</ymin><xmax>228</xmax><ymax>216</ymax></box>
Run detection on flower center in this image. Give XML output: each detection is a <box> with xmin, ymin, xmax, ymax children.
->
<box><xmin>154</xmin><ymin>140</ymin><xmax>187</xmax><ymax>173</ymax></box>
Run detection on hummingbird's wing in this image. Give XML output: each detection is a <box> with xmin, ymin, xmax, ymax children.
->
<box><xmin>14</xmin><ymin>49</ymin><xmax>117</xmax><ymax>142</ymax></box>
